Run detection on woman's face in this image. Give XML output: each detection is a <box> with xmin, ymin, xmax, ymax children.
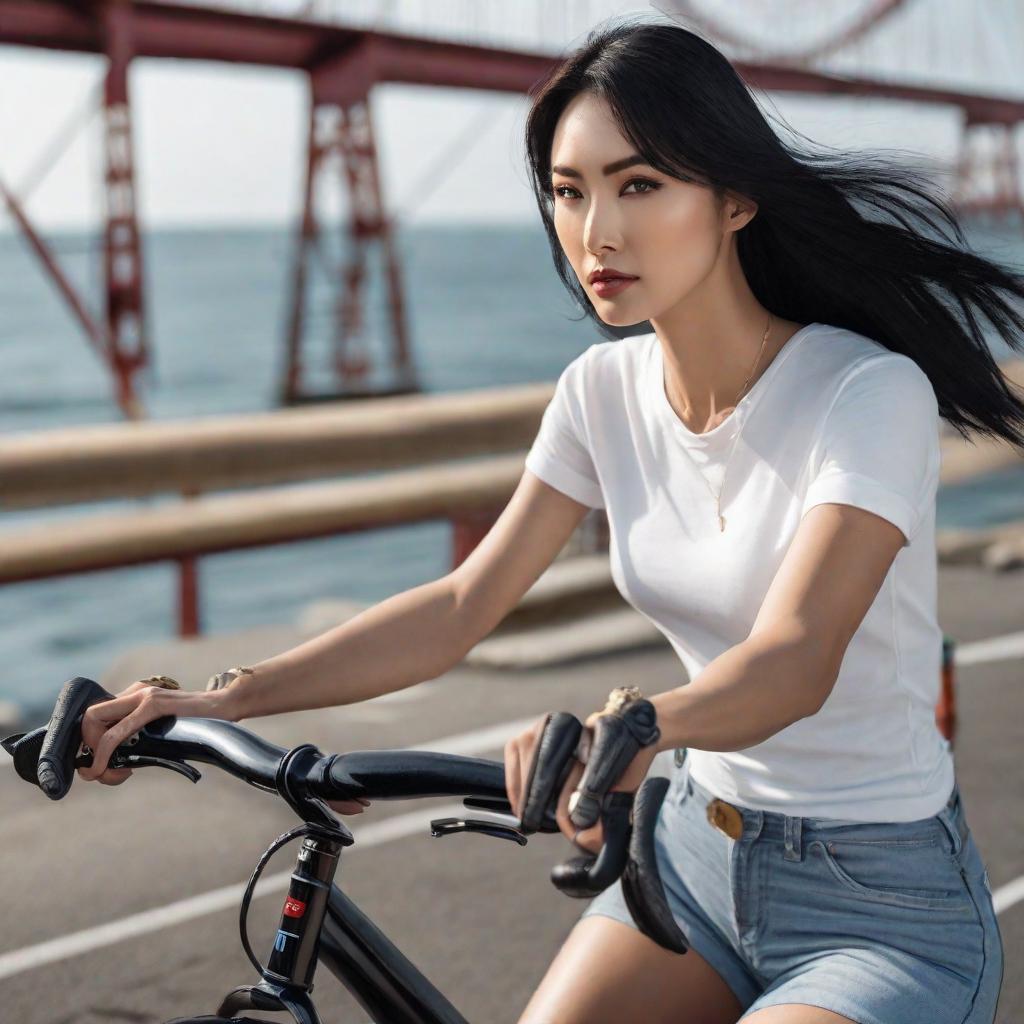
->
<box><xmin>549</xmin><ymin>91</ymin><xmax>747</xmax><ymax>326</ymax></box>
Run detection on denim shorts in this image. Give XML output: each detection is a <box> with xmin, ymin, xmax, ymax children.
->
<box><xmin>580</xmin><ymin>753</ymin><xmax>1004</xmax><ymax>1023</ymax></box>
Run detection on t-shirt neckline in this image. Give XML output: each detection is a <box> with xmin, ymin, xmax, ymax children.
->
<box><xmin>651</xmin><ymin>321</ymin><xmax>819</xmax><ymax>444</ymax></box>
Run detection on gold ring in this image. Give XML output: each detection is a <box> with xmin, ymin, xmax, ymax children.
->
<box><xmin>598</xmin><ymin>685</ymin><xmax>644</xmax><ymax>717</ymax></box>
<box><xmin>139</xmin><ymin>675</ymin><xmax>181</xmax><ymax>690</ymax></box>
<box><xmin>205</xmin><ymin>666</ymin><xmax>254</xmax><ymax>692</ymax></box>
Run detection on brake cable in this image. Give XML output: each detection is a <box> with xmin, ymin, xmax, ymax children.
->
<box><xmin>239</xmin><ymin>823</ymin><xmax>327</xmax><ymax>975</ymax></box>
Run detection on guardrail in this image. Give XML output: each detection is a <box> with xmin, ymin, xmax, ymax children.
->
<box><xmin>0</xmin><ymin>381</ymin><xmax>554</xmax><ymax>508</ymax></box>
<box><xmin>3</xmin><ymin>358</ymin><xmax>1022</xmax><ymax>638</ymax></box>
<box><xmin>0</xmin><ymin>382</ymin><xmax>560</xmax><ymax>635</ymax></box>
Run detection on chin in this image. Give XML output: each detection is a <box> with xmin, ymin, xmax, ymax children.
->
<box><xmin>596</xmin><ymin>306</ymin><xmax>650</xmax><ymax>329</ymax></box>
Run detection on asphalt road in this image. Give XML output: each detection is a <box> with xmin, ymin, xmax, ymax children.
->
<box><xmin>0</xmin><ymin>561</ymin><xmax>1019</xmax><ymax>1024</ymax></box>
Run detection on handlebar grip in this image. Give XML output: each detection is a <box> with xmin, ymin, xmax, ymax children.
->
<box><xmin>37</xmin><ymin>676</ymin><xmax>115</xmax><ymax>799</ymax></box>
<box><xmin>519</xmin><ymin>711</ymin><xmax>582</xmax><ymax>834</ymax></box>
<box><xmin>620</xmin><ymin>776</ymin><xmax>689</xmax><ymax>954</ymax></box>
<box><xmin>550</xmin><ymin>790</ymin><xmax>633</xmax><ymax>897</ymax></box>
<box><xmin>568</xmin><ymin>698</ymin><xmax>660</xmax><ymax>830</ymax></box>
<box><xmin>518</xmin><ymin>712</ymin><xmax>636</xmax><ymax>897</ymax></box>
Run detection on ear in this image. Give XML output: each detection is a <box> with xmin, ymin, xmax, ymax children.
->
<box><xmin>723</xmin><ymin>190</ymin><xmax>758</xmax><ymax>231</ymax></box>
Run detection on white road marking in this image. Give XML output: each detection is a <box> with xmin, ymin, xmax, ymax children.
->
<box><xmin>992</xmin><ymin>875</ymin><xmax>1024</xmax><ymax>916</ymax></box>
<box><xmin>951</xmin><ymin>630</ymin><xmax>1024</xmax><ymax>666</ymax></box>
<box><xmin>3</xmin><ymin>624</ymin><xmax>1024</xmax><ymax>982</ymax></box>
<box><xmin>0</xmin><ymin>714</ymin><xmax>540</xmax><ymax>981</ymax></box>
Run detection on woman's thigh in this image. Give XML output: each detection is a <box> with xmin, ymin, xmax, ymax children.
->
<box><xmin>516</xmin><ymin>914</ymin><xmax>744</xmax><ymax>1024</ymax></box>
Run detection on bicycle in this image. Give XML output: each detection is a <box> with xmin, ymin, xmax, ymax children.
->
<box><xmin>3</xmin><ymin>676</ymin><xmax>686</xmax><ymax>1024</ymax></box>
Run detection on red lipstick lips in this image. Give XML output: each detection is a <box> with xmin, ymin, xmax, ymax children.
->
<box><xmin>588</xmin><ymin>266</ymin><xmax>639</xmax><ymax>298</ymax></box>
<box><xmin>589</xmin><ymin>268</ymin><xmax>638</xmax><ymax>299</ymax></box>
<box><xmin>588</xmin><ymin>266</ymin><xmax>637</xmax><ymax>284</ymax></box>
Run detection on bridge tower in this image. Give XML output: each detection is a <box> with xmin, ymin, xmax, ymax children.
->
<box><xmin>283</xmin><ymin>37</ymin><xmax>418</xmax><ymax>404</ymax></box>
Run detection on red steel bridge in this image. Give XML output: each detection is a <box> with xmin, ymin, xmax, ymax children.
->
<box><xmin>1</xmin><ymin>0</ymin><xmax>1022</xmax><ymax>418</ymax></box>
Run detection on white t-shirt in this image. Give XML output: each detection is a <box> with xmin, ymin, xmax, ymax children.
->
<box><xmin>524</xmin><ymin>321</ymin><xmax>953</xmax><ymax>822</ymax></box>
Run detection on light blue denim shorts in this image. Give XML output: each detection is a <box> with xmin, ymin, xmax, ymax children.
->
<box><xmin>581</xmin><ymin>752</ymin><xmax>1004</xmax><ymax>1023</ymax></box>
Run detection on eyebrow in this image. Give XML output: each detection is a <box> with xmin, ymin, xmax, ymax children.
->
<box><xmin>550</xmin><ymin>154</ymin><xmax>651</xmax><ymax>179</ymax></box>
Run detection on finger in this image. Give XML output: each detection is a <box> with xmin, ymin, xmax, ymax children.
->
<box><xmin>576</xmin><ymin>824</ymin><xmax>603</xmax><ymax>855</ymax></box>
<box><xmin>554</xmin><ymin>759</ymin><xmax>585</xmax><ymax>839</ymax></box>
<box><xmin>504</xmin><ymin>738</ymin><xmax>522</xmax><ymax>818</ymax></box>
<box><xmin>82</xmin><ymin>690</ymin><xmax>165</xmax><ymax>780</ymax></box>
<box><xmin>80</xmin><ymin>706</ymin><xmax>141</xmax><ymax>776</ymax></box>
<box><xmin>80</xmin><ymin>689</ymin><xmax>148</xmax><ymax>755</ymax></box>
<box><xmin>557</xmin><ymin>806</ymin><xmax>602</xmax><ymax>852</ymax></box>
<box><xmin>98</xmin><ymin>768</ymin><xmax>134</xmax><ymax>786</ymax></box>
<box><xmin>555</xmin><ymin>760</ymin><xmax>603</xmax><ymax>853</ymax></box>
<box><xmin>325</xmin><ymin>799</ymin><xmax>366</xmax><ymax>814</ymax></box>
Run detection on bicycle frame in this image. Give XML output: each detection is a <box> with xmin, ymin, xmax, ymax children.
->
<box><xmin>3</xmin><ymin>686</ymin><xmax>660</xmax><ymax>1024</ymax></box>
<box><xmin>208</xmin><ymin>828</ymin><xmax>470</xmax><ymax>1024</ymax></box>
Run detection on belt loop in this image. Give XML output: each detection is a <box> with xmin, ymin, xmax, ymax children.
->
<box><xmin>937</xmin><ymin>782</ymin><xmax>967</xmax><ymax>859</ymax></box>
<box><xmin>936</xmin><ymin>806</ymin><xmax>964</xmax><ymax>859</ymax></box>
<box><xmin>783</xmin><ymin>814</ymin><xmax>802</xmax><ymax>861</ymax></box>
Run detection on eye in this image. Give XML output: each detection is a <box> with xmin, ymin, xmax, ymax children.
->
<box><xmin>552</xmin><ymin>177</ymin><xmax>661</xmax><ymax>201</ymax></box>
<box><xmin>623</xmin><ymin>178</ymin><xmax>660</xmax><ymax>195</ymax></box>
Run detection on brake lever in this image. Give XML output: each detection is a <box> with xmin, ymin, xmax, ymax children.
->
<box><xmin>430</xmin><ymin>816</ymin><xmax>528</xmax><ymax>845</ymax></box>
<box><xmin>98</xmin><ymin>748</ymin><xmax>203</xmax><ymax>784</ymax></box>
<box><xmin>76</xmin><ymin>745</ymin><xmax>202</xmax><ymax>782</ymax></box>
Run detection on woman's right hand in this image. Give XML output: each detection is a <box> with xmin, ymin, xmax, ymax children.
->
<box><xmin>75</xmin><ymin>679</ymin><xmax>372</xmax><ymax>815</ymax></box>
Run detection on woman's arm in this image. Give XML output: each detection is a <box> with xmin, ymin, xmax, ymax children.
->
<box><xmin>220</xmin><ymin>468</ymin><xmax>591</xmax><ymax>722</ymax></box>
<box><xmin>645</xmin><ymin>498</ymin><xmax>909</xmax><ymax>752</ymax></box>
<box><xmin>649</xmin><ymin>627</ymin><xmax>837</xmax><ymax>752</ymax></box>
<box><xmin>80</xmin><ymin>469</ymin><xmax>591</xmax><ymax>780</ymax></box>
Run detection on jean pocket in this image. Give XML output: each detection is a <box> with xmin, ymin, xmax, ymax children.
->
<box><xmin>808</xmin><ymin>838</ymin><xmax>973</xmax><ymax>910</ymax></box>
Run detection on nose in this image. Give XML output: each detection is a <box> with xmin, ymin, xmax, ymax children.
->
<box><xmin>583</xmin><ymin>195</ymin><xmax>623</xmax><ymax>256</ymax></box>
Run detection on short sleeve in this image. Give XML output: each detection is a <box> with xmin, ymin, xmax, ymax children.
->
<box><xmin>524</xmin><ymin>350</ymin><xmax>605</xmax><ymax>509</ymax></box>
<box><xmin>800</xmin><ymin>354</ymin><xmax>941</xmax><ymax>547</ymax></box>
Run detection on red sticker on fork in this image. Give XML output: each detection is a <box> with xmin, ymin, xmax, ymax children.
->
<box><xmin>283</xmin><ymin>896</ymin><xmax>306</xmax><ymax>918</ymax></box>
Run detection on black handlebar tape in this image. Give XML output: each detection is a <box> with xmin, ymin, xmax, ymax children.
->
<box><xmin>568</xmin><ymin>698</ymin><xmax>660</xmax><ymax>831</ymax></box>
<box><xmin>519</xmin><ymin>711</ymin><xmax>583</xmax><ymax>835</ymax></box>
<box><xmin>550</xmin><ymin>790</ymin><xmax>634</xmax><ymax>897</ymax></box>
<box><xmin>620</xmin><ymin>776</ymin><xmax>690</xmax><ymax>954</ymax></box>
<box><xmin>37</xmin><ymin>676</ymin><xmax>116</xmax><ymax>800</ymax></box>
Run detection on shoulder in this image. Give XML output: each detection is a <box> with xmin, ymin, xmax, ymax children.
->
<box><xmin>801</xmin><ymin>324</ymin><xmax>937</xmax><ymax>417</ymax></box>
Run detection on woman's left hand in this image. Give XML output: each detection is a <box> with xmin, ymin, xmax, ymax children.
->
<box><xmin>553</xmin><ymin>711</ymin><xmax>661</xmax><ymax>855</ymax></box>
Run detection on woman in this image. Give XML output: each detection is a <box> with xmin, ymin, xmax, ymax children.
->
<box><xmin>77</xmin><ymin>16</ymin><xmax>1020</xmax><ymax>1024</ymax></box>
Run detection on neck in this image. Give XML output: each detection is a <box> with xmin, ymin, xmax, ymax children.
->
<box><xmin>649</xmin><ymin>242</ymin><xmax>805</xmax><ymax>432</ymax></box>
<box><xmin>655</xmin><ymin>310</ymin><xmax>781</xmax><ymax>433</ymax></box>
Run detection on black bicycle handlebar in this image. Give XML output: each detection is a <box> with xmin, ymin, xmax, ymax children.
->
<box><xmin>1</xmin><ymin>678</ymin><xmax>510</xmax><ymax>807</ymax></box>
<box><xmin>1</xmin><ymin>676</ymin><xmax>689</xmax><ymax>954</ymax></box>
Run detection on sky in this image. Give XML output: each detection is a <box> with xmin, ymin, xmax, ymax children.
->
<box><xmin>0</xmin><ymin>1</ymin><xmax>1020</xmax><ymax>231</ymax></box>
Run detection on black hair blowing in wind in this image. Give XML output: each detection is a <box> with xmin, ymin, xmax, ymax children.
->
<box><xmin>524</xmin><ymin>16</ymin><xmax>1024</xmax><ymax>453</ymax></box>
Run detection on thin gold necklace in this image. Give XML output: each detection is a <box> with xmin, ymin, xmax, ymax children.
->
<box><xmin>665</xmin><ymin>312</ymin><xmax>773</xmax><ymax>532</ymax></box>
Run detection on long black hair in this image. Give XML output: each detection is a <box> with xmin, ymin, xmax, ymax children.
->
<box><xmin>524</xmin><ymin>15</ymin><xmax>1024</xmax><ymax>452</ymax></box>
